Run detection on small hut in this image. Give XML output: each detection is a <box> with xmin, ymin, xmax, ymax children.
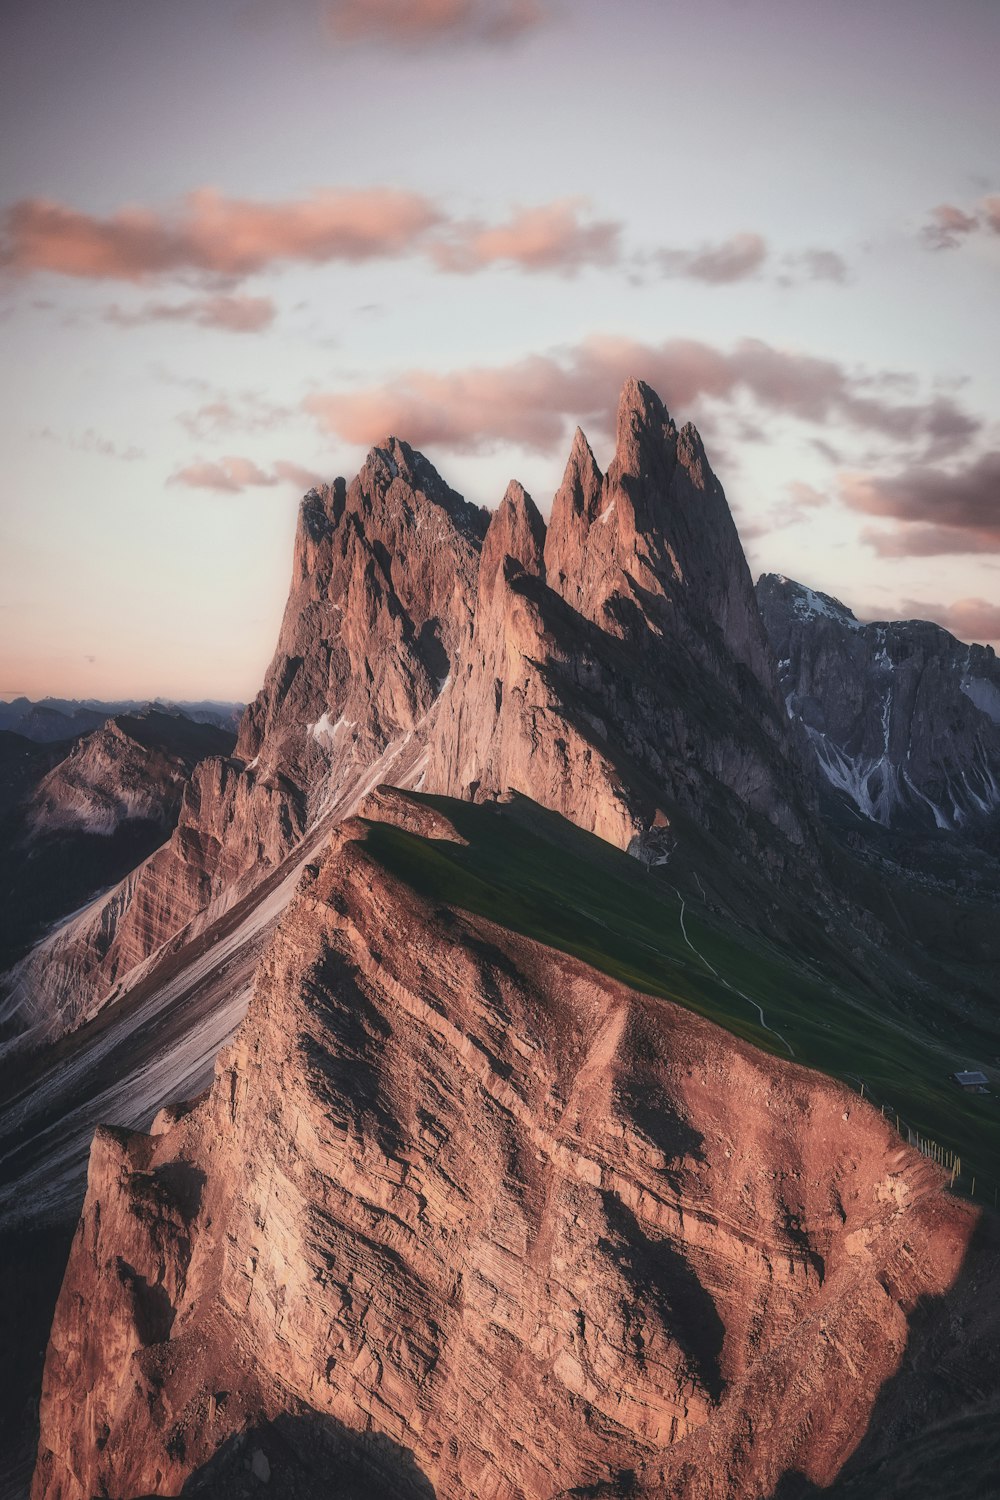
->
<box><xmin>952</xmin><ymin>1070</ymin><xmax>989</xmax><ymax>1093</ymax></box>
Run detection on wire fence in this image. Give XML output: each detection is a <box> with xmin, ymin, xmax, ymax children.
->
<box><xmin>847</xmin><ymin>1075</ymin><xmax>999</xmax><ymax>1211</ymax></box>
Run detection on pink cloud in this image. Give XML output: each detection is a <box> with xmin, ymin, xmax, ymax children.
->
<box><xmin>170</xmin><ymin>456</ymin><xmax>278</xmax><ymax>493</ymax></box>
<box><xmin>326</xmin><ymin>0</ymin><xmax>544</xmax><ymax>45</ymax></box>
<box><xmin>272</xmin><ymin>459</ymin><xmax>328</xmax><ymax>490</ymax></box>
<box><xmin>0</xmin><ymin>188</ymin><xmax>445</xmax><ymax>282</ymax></box>
<box><xmin>841</xmin><ymin>450</ymin><xmax>1000</xmax><ymax>553</ymax></box>
<box><xmin>896</xmin><ymin>597</ymin><xmax>1000</xmax><ymax>646</ymax></box>
<box><xmin>177</xmin><ymin>394</ymin><xmax>292</xmax><ymax>440</ymax></box>
<box><xmin>654</xmin><ymin>233</ymin><xmax>768</xmax><ymax>284</ymax></box>
<box><xmin>304</xmin><ymin>334</ymin><xmax>980</xmax><ymax>458</ymax></box>
<box><xmin>104</xmin><ymin>294</ymin><xmax>276</xmax><ymax>332</ymax></box>
<box><xmin>920</xmin><ymin>195</ymin><xmax>1000</xmax><ymax>250</ymax></box>
<box><xmin>169</xmin><ymin>456</ymin><xmax>325</xmax><ymax>494</ymax></box>
<box><xmin>921</xmin><ymin>202</ymin><xmax>980</xmax><ymax>250</ymax></box>
<box><xmin>430</xmin><ymin>200</ymin><xmax>621</xmax><ymax>275</ymax></box>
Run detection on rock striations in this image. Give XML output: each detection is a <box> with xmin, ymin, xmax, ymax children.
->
<box><xmin>32</xmin><ymin>793</ymin><xmax>997</xmax><ymax>1500</ymax></box>
<box><xmin>758</xmin><ymin>572</ymin><xmax>1000</xmax><ymax>835</ymax></box>
<box><xmin>0</xmin><ymin>709</ymin><xmax>235</xmax><ymax>981</ymax></box>
<box><xmin>6</xmin><ymin>385</ymin><xmax>815</xmax><ymax>1051</ymax></box>
<box><xmin>25</xmin><ymin>709</ymin><xmax>234</xmax><ymax>840</ymax></box>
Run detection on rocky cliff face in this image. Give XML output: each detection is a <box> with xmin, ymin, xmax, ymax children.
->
<box><xmin>32</xmin><ymin>791</ymin><xmax>997</xmax><ymax>1500</ymax></box>
<box><xmin>0</xmin><ymin>710</ymin><xmax>235</xmax><ymax>979</ymax></box>
<box><xmin>10</xmin><ymin>384</ymin><xmax>814</xmax><ymax>1051</ymax></box>
<box><xmin>25</xmin><ymin>708</ymin><xmax>234</xmax><ymax>838</ymax></box>
<box><xmin>427</xmin><ymin>382</ymin><xmax>812</xmax><ymax>859</ymax></box>
<box><xmin>757</xmin><ymin>573</ymin><xmax>1000</xmax><ymax>835</ymax></box>
<box><xmin>2</xmin><ymin>444</ymin><xmax>487</xmax><ymax>1047</ymax></box>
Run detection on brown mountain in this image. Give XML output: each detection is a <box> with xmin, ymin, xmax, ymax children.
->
<box><xmin>33</xmin><ymin>791</ymin><xmax>1000</xmax><ymax>1500</ymax></box>
<box><xmin>6</xmin><ymin>382</ymin><xmax>816</xmax><ymax>1053</ymax></box>
<box><xmin>13</xmin><ymin>380</ymin><xmax>1000</xmax><ymax>1500</ymax></box>
<box><xmin>0</xmin><ymin>708</ymin><xmax>234</xmax><ymax>980</ymax></box>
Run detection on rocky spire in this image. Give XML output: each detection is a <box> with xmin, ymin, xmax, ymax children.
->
<box><xmin>543</xmin><ymin>426</ymin><xmax>604</xmax><ymax>602</ymax></box>
<box><xmin>606</xmin><ymin>376</ymin><xmax>679</xmax><ymax>496</ymax></box>
<box><xmin>478</xmin><ymin>480</ymin><xmax>547</xmax><ymax>600</ymax></box>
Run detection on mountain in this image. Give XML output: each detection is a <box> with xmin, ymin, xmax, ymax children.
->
<box><xmin>32</xmin><ymin>790</ymin><xmax>1000</xmax><ymax>1500</ymax></box>
<box><xmin>0</xmin><ymin>708</ymin><xmax>235</xmax><ymax>979</ymax></box>
<box><xmin>6</xmin><ymin>383</ymin><xmax>820</xmax><ymax>1056</ymax></box>
<box><xmin>757</xmin><ymin>573</ymin><xmax>1000</xmax><ymax>837</ymax></box>
<box><xmin>8</xmin><ymin>382</ymin><xmax>1000</xmax><ymax>1499</ymax></box>
<box><xmin>0</xmin><ymin>698</ymin><xmax>243</xmax><ymax>743</ymax></box>
<box><xmin>25</xmin><ymin>708</ymin><xmax>236</xmax><ymax>838</ymax></box>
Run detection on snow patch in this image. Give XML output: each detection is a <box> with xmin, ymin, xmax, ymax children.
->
<box><xmin>308</xmin><ymin>712</ymin><xmax>355</xmax><ymax>742</ymax></box>
<box><xmin>785</xmin><ymin>580</ymin><xmax>861</xmax><ymax>629</ymax></box>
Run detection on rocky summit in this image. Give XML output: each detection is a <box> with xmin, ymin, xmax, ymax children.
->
<box><xmin>758</xmin><ymin>573</ymin><xmax>1000</xmax><ymax>837</ymax></box>
<box><xmin>5</xmin><ymin>381</ymin><xmax>1000</xmax><ymax>1500</ymax></box>
<box><xmin>4</xmin><ymin>383</ymin><xmax>815</xmax><ymax>1054</ymax></box>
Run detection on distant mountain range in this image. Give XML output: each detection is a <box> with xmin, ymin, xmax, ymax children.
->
<box><xmin>0</xmin><ymin>706</ymin><xmax>235</xmax><ymax>975</ymax></box>
<box><xmin>0</xmin><ymin>696</ymin><xmax>243</xmax><ymax>742</ymax></box>
<box><xmin>759</xmin><ymin>573</ymin><xmax>1000</xmax><ymax>839</ymax></box>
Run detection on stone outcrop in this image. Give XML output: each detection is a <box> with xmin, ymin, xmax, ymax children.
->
<box><xmin>758</xmin><ymin>573</ymin><xmax>1000</xmax><ymax>835</ymax></box>
<box><xmin>10</xmin><ymin>385</ymin><xmax>816</xmax><ymax>1051</ymax></box>
<box><xmin>2</xmin><ymin>443</ymin><xmax>487</xmax><ymax>1047</ymax></box>
<box><xmin>0</xmin><ymin>710</ymin><xmax>234</xmax><ymax>980</ymax></box>
<box><xmin>25</xmin><ymin>708</ymin><xmax>234</xmax><ymax>838</ymax></box>
<box><xmin>32</xmin><ymin>793</ymin><xmax>998</xmax><ymax>1500</ymax></box>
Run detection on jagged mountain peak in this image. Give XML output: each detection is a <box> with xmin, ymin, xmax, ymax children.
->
<box><xmin>757</xmin><ymin>572</ymin><xmax>861</xmax><ymax>630</ymax></box>
<box><xmin>355</xmin><ymin>435</ymin><xmax>489</xmax><ymax>541</ymax></box>
<box><xmin>608</xmin><ymin>375</ymin><xmax>679</xmax><ymax>487</ymax></box>
<box><xmin>480</xmin><ymin>479</ymin><xmax>547</xmax><ymax>596</ymax></box>
<box><xmin>12</xmin><ymin>384</ymin><xmax>811</xmax><ymax>1054</ymax></box>
<box><xmin>757</xmin><ymin>574</ymin><xmax>1000</xmax><ymax>833</ymax></box>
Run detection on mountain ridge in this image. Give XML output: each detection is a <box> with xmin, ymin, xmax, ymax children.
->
<box><xmin>758</xmin><ymin>571</ymin><xmax>1000</xmax><ymax>836</ymax></box>
<box><xmin>4</xmin><ymin>383</ymin><xmax>819</xmax><ymax>1055</ymax></box>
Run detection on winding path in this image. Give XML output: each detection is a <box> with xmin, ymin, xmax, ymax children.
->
<box><xmin>673</xmin><ymin>886</ymin><xmax>796</xmax><ymax>1059</ymax></box>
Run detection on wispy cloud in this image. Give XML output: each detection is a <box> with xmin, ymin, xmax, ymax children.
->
<box><xmin>778</xmin><ymin>248</ymin><xmax>850</xmax><ymax>286</ymax></box>
<box><xmin>895</xmin><ymin>596</ymin><xmax>1000</xmax><ymax>645</ymax></box>
<box><xmin>652</xmin><ymin>232</ymin><xmax>768</xmax><ymax>284</ymax></box>
<box><xmin>920</xmin><ymin>195</ymin><xmax>1000</xmax><ymax>250</ymax></box>
<box><xmin>0</xmin><ymin>188</ymin><xmax>445</xmax><ymax>282</ymax></box>
<box><xmin>169</xmin><ymin>455</ymin><xmax>325</xmax><ymax>494</ymax></box>
<box><xmin>325</xmin><ymin>0</ymin><xmax>546</xmax><ymax>47</ymax></box>
<box><xmin>177</xmin><ymin>393</ymin><xmax>293</xmax><ymax>440</ymax></box>
<box><xmin>430</xmin><ymin>199</ymin><xmax>621</xmax><ymax>276</ymax></box>
<box><xmin>2</xmin><ymin>186</ymin><xmax>853</xmax><ymax>294</ymax></box>
<box><xmin>304</xmin><ymin>334</ymin><xmax>979</xmax><ymax>459</ymax></box>
<box><xmin>105</xmin><ymin>294</ymin><xmax>276</xmax><ymax>332</ymax></box>
<box><xmin>840</xmin><ymin>450</ymin><xmax>1000</xmax><ymax>554</ymax></box>
<box><xmin>36</xmin><ymin>426</ymin><xmax>145</xmax><ymax>462</ymax></box>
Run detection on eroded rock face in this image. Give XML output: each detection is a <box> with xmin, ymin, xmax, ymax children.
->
<box><xmin>10</xmin><ymin>385</ymin><xmax>814</xmax><ymax>1051</ymax></box>
<box><xmin>32</xmin><ymin>796</ymin><xmax>995</xmax><ymax>1500</ymax></box>
<box><xmin>428</xmin><ymin>381</ymin><xmax>815</xmax><ymax>858</ymax></box>
<box><xmin>758</xmin><ymin>573</ymin><xmax>1000</xmax><ymax>835</ymax></box>
<box><xmin>3</xmin><ymin>444</ymin><xmax>487</xmax><ymax>1047</ymax></box>
<box><xmin>25</xmin><ymin>709</ymin><xmax>234</xmax><ymax>839</ymax></box>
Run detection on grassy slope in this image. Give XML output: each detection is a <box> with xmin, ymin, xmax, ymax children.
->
<box><xmin>361</xmin><ymin>792</ymin><xmax>1000</xmax><ymax>1200</ymax></box>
